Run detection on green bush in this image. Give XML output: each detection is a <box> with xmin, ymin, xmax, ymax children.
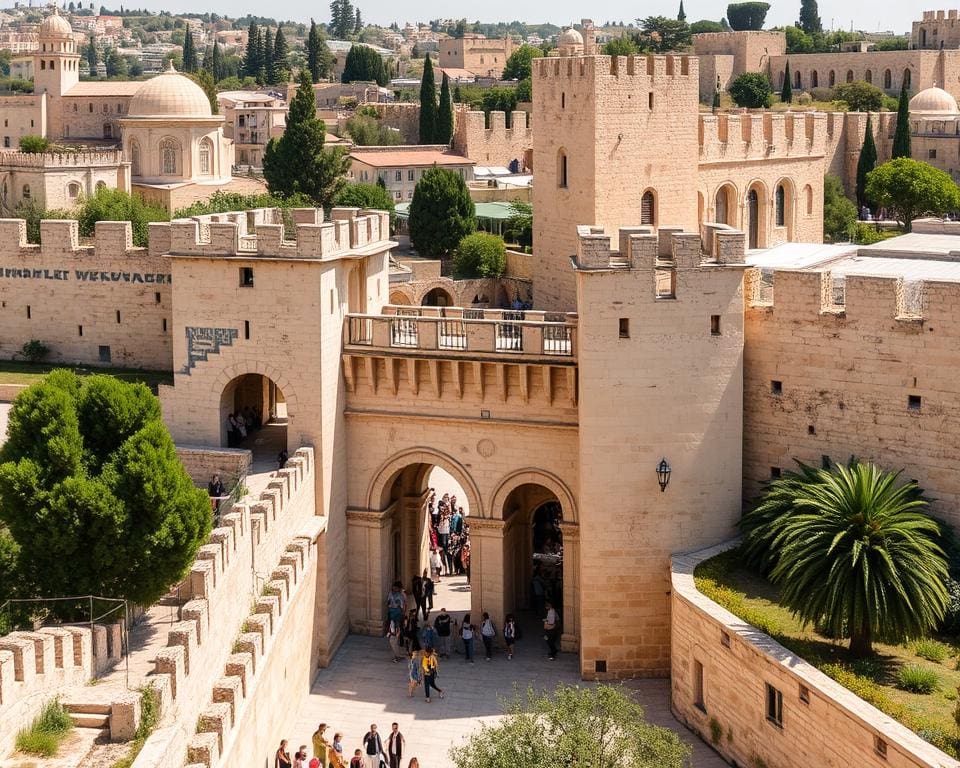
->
<box><xmin>20</xmin><ymin>339</ymin><xmax>50</xmax><ymax>363</ymax></box>
<box><xmin>75</xmin><ymin>188</ymin><xmax>170</xmax><ymax>247</ymax></box>
<box><xmin>709</xmin><ymin>717</ymin><xmax>722</xmax><ymax>745</ymax></box>
<box><xmin>831</xmin><ymin>81</ymin><xmax>886</xmax><ymax>112</ymax></box>
<box><xmin>914</xmin><ymin>639</ymin><xmax>951</xmax><ymax>663</ymax></box>
<box><xmin>16</xmin><ymin>698</ymin><xmax>72</xmax><ymax>756</ymax></box>
<box><xmin>897</xmin><ymin>664</ymin><xmax>940</xmax><ymax>694</ymax></box>
<box><xmin>452</xmin><ymin>232</ymin><xmax>506</xmax><ymax>279</ymax></box>
<box><xmin>18</xmin><ymin>135</ymin><xmax>50</xmax><ymax>154</ymax></box>
<box><xmin>729</xmin><ymin>73</ymin><xmax>773</xmax><ymax>108</ymax></box>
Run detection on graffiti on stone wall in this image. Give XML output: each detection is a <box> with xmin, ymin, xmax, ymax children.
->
<box><xmin>0</xmin><ymin>268</ymin><xmax>172</xmax><ymax>283</ymax></box>
<box><xmin>182</xmin><ymin>327</ymin><xmax>238</xmax><ymax>374</ymax></box>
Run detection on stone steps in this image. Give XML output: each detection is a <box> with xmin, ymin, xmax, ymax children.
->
<box><xmin>69</xmin><ymin>713</ymin><xmax>110</xmax><ymax>729</ymax></box>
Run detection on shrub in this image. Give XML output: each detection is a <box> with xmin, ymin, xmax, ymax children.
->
<box><xmin>897</xmin><ymin>665</ymin><xmax>940</xmax><ymax>694</ymax></box>
<box><xmin>18</xmin><ymin>135</ymin><xmax>50</xmax><ymax>154</ymax></box>
<box><xmin>729</xmin><ymin>73</ymin><xmax>773</xmax><ymax>108</ymax></box>
<box><xmin>452</xmin><ymin>232</ymin><xmax>506</xmax><ymax>279</ymax></box>
<box><xmin>914</xmin><ymin>639</ymin><xmax>951</xmax><ymax>663</ymax></box>
<box><xmin>15</xmin><ymin>698</ymin><xmax>72</xmax><ymax>756</ymax></box>
<box><xmin>20</xmin><ymin>339</ymin><xmax>49</xmax><ymax>363</ymax></box>
<box><xmin>709</xmin><ymin>717</ymin><xmax>722</xmax><ymax>745</ymax></box>
<box><xmin>832</xmin><ymin>81</ymin><xmax>886</xmax><ymax>112</ymax></box>
<box><xmin>75</xmin><ymin>188</ymin><xmax>169</xmax><ymax>247</ymax></box>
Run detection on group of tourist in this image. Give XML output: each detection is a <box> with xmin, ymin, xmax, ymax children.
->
<box><xmin>275</xmin><ymin>722</ymin><xmax>420</xmax><ymax>768</ymax></box>
<box><xmin>427</xmin><ymin>489</ymin><xmax>470</xmax><ymax>582</ymax></box>
<box><xmin>225</xmin><ymin>405</ymin><xmax>263</xmax><ymax>448</ymax></box>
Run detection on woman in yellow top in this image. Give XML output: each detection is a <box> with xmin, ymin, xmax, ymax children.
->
<box><xmin>420</xmin><ymin>646</ymin><xmax>445</xmax><ymax>703</ymax></box>
<box><xmin>311</xmin><ymin>723</ymin><xmax>332</xmax><ymax>767</ymax></box>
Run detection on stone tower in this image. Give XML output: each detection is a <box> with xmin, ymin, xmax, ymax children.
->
<box><xmin>531</xmin><ymin>54</ymin><xmax>701</xmax><ymax>310</ymax></box>
<box><xmin>33</xmin><ymin>8</ymin><xmax>80</xmax><ymax>138</ymax></box>
<box><xmin>573</xmin><ymin>224</ymin><xmax>747</xmax><ymax>678</ymax></box>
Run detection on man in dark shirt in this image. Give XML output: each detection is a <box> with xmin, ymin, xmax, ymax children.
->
<box><xmin>434</xmin><ymin>608</ymin><xmax>452</xmax><ymax>658</ymax></box>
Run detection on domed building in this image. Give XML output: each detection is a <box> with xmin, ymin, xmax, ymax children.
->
<box><xmin>558</xmin><ymin>28</ymin><xmax>585</xmax><ymax>57</ymax></box>
<box><xmin>120</xmin><ymin>63</ymin><xmax>236</xmax><ymax>208</ymax></box>
<box><xmin>909</xmin><ymin>86</ymin><xmax>960</xmax><ymax>116</ymax></box>
<box><xmin>904</xmin><ymin>86</ymin><xmax>960</xmax><ymax>183</ymax></box>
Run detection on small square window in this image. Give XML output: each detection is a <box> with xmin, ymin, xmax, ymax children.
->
<box><xmin>908</xmin><ymin>394</ymin><xmax>922</xmax><ymax>410</ymax></box>
<box><xmin>98</xmin><ymin>345</ymin><xmax>111</xmax><ymax>363</ymax></box>
<box><xmin>720</xmin><ymin>630</ymin><xmax>730</xmax><ymax>648</ymax></box>
<box><xmin>765</xmin><ymin>683</ymin><xmax>783</xmax><ymax>728</ymax></box>
<box><xmin>874</xmin><ymin>735</ymin><xmax>887</xmax><ymax>758</ymax></box>
<box><xmin>710</xmin><ymin>315</ymin><xmax>721</xmax><ymax>335</ymax></box>
<box><xmin>240</xmin><ymin>267</ymin><xmax>254</xmax><ymax>287</ymax></box>
<box><xmin>807</xmin><ymin>424</ymin><xmax>816</xmax><ymax>435</ymax></box>
<box><xmin>594</xmin><ymin>659</ymin><xmax>606</xmax><ymax>673</ymax></box>
<box><xmin>799</xmin><ymin>684</ymin><xmax>810</xmax><ymax>704</ymax></box>
<box><xmin>618</xmin><ymin>318</ymin><xmax>630</xmax><ymax>338</ymax></box>
<box><xmin>929</xmin><ymin>149</ymin><xmax>937</xmax><ymax>159</ymax></box>
<box><xmin>770</xmin><ymin>467</ymin><xmax>782</xmax><ymax>479</ymax></box>
<box><xmin>770</xmin><ymin>380</ymin><xmax>782</xmax><ymax>395</ymax></box>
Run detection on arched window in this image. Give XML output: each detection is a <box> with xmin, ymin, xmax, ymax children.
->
<box><xmin>67</xmin><ymin>181</ymin><xmax>81</xmax><ymax>200</ymax></box>
<box><xmin>641</xmin><ymin>190</ymin><xmax>656</xmax><ymax>226</ymax></box>
<box><xmin>811</xmin><ymin>71</ymin><xmax>819</xmax><ymax>88</ymax></box>
<box><xmin>846</xmin><ymin>69</ymin><xmax>854</xmax><ymax>83</ymax></box>
<box><xmin>22</xmin><ymin>184</ymin><xmax>31</xmax><ymax>199</ymax></box>
<box><xmin>159</xmin><ymin>138</ymin><xmax>180</xmax><ymax>176</ymax></box>
<box><xmin>775</xmin><ymin>184</ymin><xmax>786</xmax><ymax>227</ymax></box>
<box><xmin>794</xmin><ymin>69</ymin><xmax>801</xmax><ymax>89</ymax></box>
<box><xmin>715</xmin><ymin>186</ymin><xmax>731</xmax><ymax>225</ymax></box>
<box><xmin>884</xmin><ymin>69</ymin><xmax>892</xmax><ymax>89</ymax></box>
<box><xmin>557</xmin><ymin>149</ymin><xmax>568</xmax><ymax>188</ymax></box>
<box><xmin>829</xmin><ymin>70</ymin><xmax>836</xmax><ymax>87</ymax></box>
<box><xmin>804</xmin><ymin>184</ymin><xmax>813</xmax><ymax>215</ymax></box>
<box><xmin>865</xmin><ymin>69</ymin><xmax>872</xmax><ymax>84</ymax></box>
<box><xmin>903</xmin><ymin>69</ymin><xmax>912</xmax><ymax>89</ymax></box>
<box><xmin>198</xmin><ymin>137</ymin><xmax>213</xmax><ymax>175</ymax></box>
<box><xmin>130</xmin><ymin>140</ymin><xmax>141</xmax><ymax>176</ymax></box>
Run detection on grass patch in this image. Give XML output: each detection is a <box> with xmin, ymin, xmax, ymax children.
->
<box><xmin>109</xmin><ymin>684</ymin><xmax>161</xmax><ymax>768</ymax></box>
<box><xmin>695</xmin><ymin>549</ymin><xmax>960</xmax><ymax>756</ymax></box>
<box><xmin>0</xmin><ymin>361</ymin><xmax>171</xmax><ymax>392</ymax></box>
<box><xmin>899</xmin><ymin>665</ymin><xmax>941</xmax><ymax>694</ymax></box>
<box><xmin>15</xmin><ymin>698</ymin><xmax>72</xmax><ymax>757</ymax></box>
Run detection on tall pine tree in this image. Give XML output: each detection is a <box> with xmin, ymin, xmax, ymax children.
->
<box><xmin>86</xmin><ymin>34</ymin><xmax>97</xmax><ymax>72</ymax></box>
<box><xmin>261</xmin><ymin>27</ymin><xmax>273</xmax><ymax>84</ymax></box>
<box><xmin>798</xmin><ymin>0</ymin><xmax>822</xmax><ymax>34</ymax></box>
<box><xmin>271</xmin><ymin>27</ymin><xmax>288</xmax><ymax>84</ymax></box>
<box><xmin>437</xmin><ymin>72</ymin><xmax>454</xmax><ymax>145</ymax></box>
<box><xmin>243</xmin><ymin>21</ymin><xmax>260</xmax><ymax>79</ymax></box>
<box><xmin>211</xmin><ymin>40</ymin><xmax>223</xmax><ymax>82</ymax></box>
<box><xmin>892</xmin><ymin>81</ymin><xmax>911</xmax><ymax>159</ymax></box>
<box><xmin>677</xmin><ymin>0</ymin><xmax>686</xmax><ymax>21</ymax></box>
<box><xmin>419</xmin><ymin>54</ymin><xmax>438</xmax><ymax>144</ymax></box>
<box><xmin>856</xmin><ymin>113</ymin><xmax>877</xmax><ymax>209</ymax></box>
<box><xmin>307</xmin><ymin>19</ymin><xmax>322</xmax><ymax>82</ymax></box>
<box><xmin>781</xmin><ymin>61</ymin><xmax>792</xmax><ymax>103</ymax></box>
<box><xmin>181</xmin><ymin>29</ymin><xmax>197</xmax><ymax>73</ymax></box>
<box><xmin>354</xmin><ymin>7</ymin><xmax>362</xmax><ymax>34</ymax></box>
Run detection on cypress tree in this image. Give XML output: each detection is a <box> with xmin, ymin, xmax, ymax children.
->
<box><xmin>86</xmin><ymin>34</ymin><xmax>97</xmax><ymax>72</ymax></box>
<box><xmin>243</xmin><ymin>21</ymin><xmax>260</xmax><ymax>79</ymax></box>
<box><xmin>856</xmin><ymin>113</ymin><xmax>877</xmax><ymax>209</ymax></box>
<box><xmin>798</xmin><ymin>0</ymin><xmax>822</xmax><ymax>34</ymax></box>
<box><xmin>329</xmin><ymin>0</ymin><xmax>341</xmax><ymax>39</ymax></box>
<box><xmin>437</xmin><ymin>72</ymin><xmax>454</xmax><ymax>145</ymax></box>
<box><xmin>261</xmin><ymin>27</ymin><xmax>273</xmax><ymax>83</ymax></box>
<box><xmin>181</xmin><ymin>29</ymin><xmax>197</xmax><ymax>72</ymax></box>
<box><xmin>307</xmin><ymin>19</ymin><xmax>322</xmax><ymax>83</ymax></box>
<box><xmin>781</xmin><ymin>61</ymin><xmax>793</xmax><ymax>103</ymax></box>
<box><xmin>677</xmin><ymin>0</ymin><xmax>686</xmax><ymax>21</ymax></box>
<box><xmin>354</xmin><ymin>7</ymin><xmax>362</xmax><ymax>34</ymax></box>
<box><xmin>419</xmin><ymin>54</ymin><xmax>438</xmax><ymax>144</ymax></box>
<box><xmin>211</xmin><ymin>41</ymin><xmax>223</xmax><ymax>82</ymax></box>
<box><xmin>892</xmin><ymin>81</ymin><xmax>911</xmax><ymax>159</ymax></box>
<box><xmin>271</xmin><ymin>27</ymin><xmax>288</xmax><ymax>84</ymax></box>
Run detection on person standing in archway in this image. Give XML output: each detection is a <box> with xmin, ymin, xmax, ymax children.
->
<box><xmin>544</xmin><ymin>601</ymin><xmax>560</xmax><ymax>660</ymax></box>
<box><xmin>411</xmin><ymin>573</ymin><xmax>427</xmax><ymax>620</ymax></box>
<box><xmin>422</xmin><ymin>568</ymin><xmax>434</xmax><ymax>615</ymax></box>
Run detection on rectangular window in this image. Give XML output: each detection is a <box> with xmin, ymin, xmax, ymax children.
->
<box><xmin>395</xmin><ymin>191</ymin><xmax>402</xmax><ymax>200</ymax></box>
<box><xmin>929</xmin><ymin>149</ymin><xmax>937</xmax><ymax>159</ymax></box>
<box><xmin>115</xmin><ymin>310</ymin><xmax>121</xmax><ymax>324</ymax></box>
<box><xmin>908</xmin><ymin>394</ymin><xmax>922</xmax><ymax>410</ymax></box>
<box><xmin>618</xmin><ymin>318</ymin><xmax>629</xmax><ymax>338</ymax></box>
<box><xmin>244</xmin><ymin>320</ymin><xmax>250</xmax><ymax>340</ymax></box>
<box><xmin>26</xmin><ymin>305</ymin><xmax>31</xmax><ymax>319</ymax></box>
<box><xmin>155</xmin><ymin>291</ymin><xmax>161</xmax><ymax>304</ymax></box>
<box><xmin>240</xmin><ymin>267</ymin><xmax>254</xmax><ymax>287</ymax></box>
<box><xmin>648</xmin><ymin>92</ymin><xmax>655</xmax><ymax>109</ymax></box>
<box><xmin>770</xmin><ymin>466</ymin><xmax>782</xmax><ymax>479</ymax></box>
<box><xmin>162</xmin><ymin>318</ymin><xmax>167</xmax><ymax>332</ymax></box>
<box><xmin>3</xmin><ymin>137</ymin><xmax>9</xmax><ymax>148</ymax></box>
<box><xmin>408</xmin><ymin>169</ymin><xmax>415</xmax><ymax>181</ymax></box>
<box><xmin>874</xmin><ymin>735</ymin><xmax>887</xmax><ymax>759</ymax></box>
<box><xmin>771</xmin><ymin>380</ymin><xmax>783</xmax><ymax>395</ymax></box>
<box><xmin>798</xmin><ymin>684</ymin><xmax>810</xmax><ymax>704</ymax></box>
<box><xmin>78</xmin><ymin>324</ymin><xmax>83</xmax><ymax>336</ymax></box>
<box><xmin>693</xmin><ymin>660</ymin><xmax>706</xmax><ymax>712</ymax></box>
<box><xmin>765</xmin><ymin>683</ymin><xmax>783</xmax><ymax>728</ymax></box>
<box><xmin>710</xmin><ymin>315</ymin><xmax>721</xmax><ymax>335</ymax></box>
<box><xmin>395</xmin><ymin>170</ymin><xmax>402</xmax><ymax>181</ymax></box>
<box><xmin>721</xmin><ymin>630</ymin><xmax>730</xmax><ymax>648</ymax></box>
<box><xmin>98</xmin><ymin>345</ymin><xmax>111</xmax><ymax>363</ymax></box>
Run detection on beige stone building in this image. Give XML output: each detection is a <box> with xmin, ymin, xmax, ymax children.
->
<box><xmin>439</xmin><ymin>33</ymin><xmax>515</xmax><ymax>78</ymax></box>
<box><xmin>0</xmin><ymin>149</ymin><xmax>130</xmax><ymax>212</ymax></box>
<box><xmin>348</xmin><ymin>146</ymin><xmax>474</xmax><ymax>202</ymax></box>
<box><xmin>217</xmin><ymin>91</ymin><xmax>287</xmax><ymax>168</ymax></box>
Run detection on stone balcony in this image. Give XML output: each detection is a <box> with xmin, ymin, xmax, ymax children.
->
<box><xmin>343</xmin><ymin>306</ymin><xmax>578</xmax><ymax>362</ymax></box>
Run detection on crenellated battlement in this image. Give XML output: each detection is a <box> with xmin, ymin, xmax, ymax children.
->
<box><xmin>534</xmin><ymin>53</ymin><xmax>697</xmax><ymax>82</ymax></box>
<box><xmin>452</xmin><ymin>108</ymin><xmax>531</xmax><ymax>167</ymax></box>
<box><xmin>699</xmin><ymin>111</ymin><xmax>829</xmax><ymax>162</ymax></box>
<box><xmin>575</xmin><ymin>222</ymin><xmax>747</xmax><ymax>271</ymax></box>
<box><xmin>0</xmin><ymin>150</ymin><xmax>126</xmax><ymax>169</ymax></box>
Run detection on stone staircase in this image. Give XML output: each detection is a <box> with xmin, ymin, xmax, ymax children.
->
<box><xmin>64</xmin><ymin>701</ymin><xmax>111</xmax><ymax>732</ymax></box>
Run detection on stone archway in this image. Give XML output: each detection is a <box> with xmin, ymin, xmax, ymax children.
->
<box><xmin>218</xmin><ymin>373</ymin><xmax>289</xmax><ymax>468</ymax></box>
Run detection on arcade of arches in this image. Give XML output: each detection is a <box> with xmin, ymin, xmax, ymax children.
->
<box><xmin>347</xmin><ymin>461</ymin><xmax>580</xmax><ymax>651</ymax></box>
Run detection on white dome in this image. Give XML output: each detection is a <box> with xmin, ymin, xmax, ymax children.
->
<box><xmin>128</xmin><ymin>64</ymin><xmax>213</xmax><ymax>119</ymax></box>
<box><xmin>909</xmin><ymin>87</ymin><xmax>959</xmax><ymax>115</ymax></box>
<box><xmin>40</xmin><ymin>9</ymin><xmax>73</xmax><ymax>36</ymax></box>
<box><xmin>559</xmin><ymin>27</ymin><xmax>584</xmax><ymax>46</ymax></box>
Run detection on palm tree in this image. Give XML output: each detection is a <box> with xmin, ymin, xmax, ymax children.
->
<box><xmin>742</xmin><ymin>461</ymin><xmax>949</xmax><ymax>657</ymax></box>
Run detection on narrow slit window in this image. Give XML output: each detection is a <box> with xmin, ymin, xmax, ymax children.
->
<box><xmin>710</xmin><ymin>315</ymin><xmax>721</xmax><ymax>335</ymax></box>
<box><xmin>619</xmin><ymin>318</ymin><xmax>630</xmax><ymax>338</ymax></box>
<box><xmin>244</xmin><ymin>320</ymin><xmax>250</xmax><ymax>340</ymax></box>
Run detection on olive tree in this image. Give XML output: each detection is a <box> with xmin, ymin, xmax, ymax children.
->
<box><xmin>865</xmin><ymin>158</ymin><xmax>960</xmax><ymax>231</ymax></box>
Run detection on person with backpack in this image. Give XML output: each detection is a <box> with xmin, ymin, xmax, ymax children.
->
<box><xmin>460</xmin><ymin>613</ymin><xmax>476</xmax><ymax>663</ymax></box>
<box><xmin>480</xmin><ymin>612</ymin><xmax>496</xmax><ymax>661</ymax></box>
<box><xmin>503</xmin><ymin>613</ymin><xmax>517</xmax><ymax>660</ymax></box>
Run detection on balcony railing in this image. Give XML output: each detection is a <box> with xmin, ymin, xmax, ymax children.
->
<box><xmin>344</xmin><ymin>306</ymin><xmax>577</xmax><ymax>359</ymax></box>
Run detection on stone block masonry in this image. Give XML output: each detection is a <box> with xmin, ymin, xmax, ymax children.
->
<box><xmin>672</xmin><ymin>541</ymin><xmax>960</xmax><ymax>768</ymax></box>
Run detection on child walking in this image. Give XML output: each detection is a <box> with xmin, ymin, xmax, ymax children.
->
<box><xmin>407</xmin><ymin>649</ymin><xmax>422</xmax><ymax>697</ymax></box>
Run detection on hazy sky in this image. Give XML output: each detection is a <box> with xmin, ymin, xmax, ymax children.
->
<box><xmin>147</xmin><ymin>0</ymin><xmax>915</xmax><ymax>36</ymax></box>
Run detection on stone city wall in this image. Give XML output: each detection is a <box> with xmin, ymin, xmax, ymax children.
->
<box><xmin>452</xmin><ymin>109</ymin><xmax>532</xmax><ymax>167</ymax></box>
<box><xmin>743</xmin><ymin>265</ymin><xmax>960</xmax><ymax>528</ymax></box>
<box><xmin>0</xmin><ymin>95</ymin><xmax>45</xmax><ymax>149</ymax></box>
<box><xmin>369</xmin><ymin>103</ymin><xmax>421</xmax><ymax>144</ymax></box>
<box><xmin>698</xmin><ymin>112</ymin><xmax>827</xmax><ymax>163</ymax></box>
<box><xmin>0</xmin><ymin>218</ymin><xmax>172</xmax><ymax>370</ymax></box>
<box><xmin>132</xmin><ymin>447</ymin><xmax>319</xmax><ymax>768</ymax></box>
<box><xmin>175</xmin><ymin>446</ymin><xmax>252</xmax><ymax>490</ymax></box>
<box><xmin>768</xmin><ymin>50</ymin><xmax>933</xmax><ymax>97</ymax></box>
<box><xmin>672</xmin><ymin>541</ymin><xmax>960</xmax><ymax>768</ymax></box>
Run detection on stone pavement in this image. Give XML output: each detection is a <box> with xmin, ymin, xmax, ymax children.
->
<box><xmin>294</xmin><ymin>574</ymin><xmax>726</xmax><ymax>768</ymax></box>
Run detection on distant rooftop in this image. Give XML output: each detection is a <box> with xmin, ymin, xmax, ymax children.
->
<box><xmin>349</xmin><ymin>148</ymin><xmax>473</xmax><ymax>168</ymax></box>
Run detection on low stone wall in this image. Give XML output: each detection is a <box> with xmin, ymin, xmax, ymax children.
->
<box><xmin>671</xmin><ymin>541</ymin><xmax>960</xmax><ymax>768</ymax></box>
<box><xmin>175</xmin><ymin>445</ymin><xmax>251</xmax><ymax>489</ymax></box>
<box><xmin>131</xmin><ymin>447</ymin><xmax>319</xmax><ymax>768</ymax></box>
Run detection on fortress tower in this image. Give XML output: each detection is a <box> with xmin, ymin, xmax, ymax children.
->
<box><xmin>532</xmin><ymin>55</ymin><xmax>701</xmax><ymax>310</ymax></box>
<box><xmin>32</xmin><ymin>8</ymin><xmax>79</xmax><ymax>138</ymax></box>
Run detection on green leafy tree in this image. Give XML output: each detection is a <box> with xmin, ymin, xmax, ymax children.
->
<box><xmin>690</xmin><ymin>19</ymin><xmax>725</xmax><ymax>34</ymax></box>
<box><xmin>740</xmin><ymin>461</ymin><xmax>949</xmax><ymax>656</ymax></box>
<box><xmin>263</xmin><ymin>70</ymin><xmax>350</xmax><ymax>205</ymax></box>
<box><xmin>261</xmin><ymin>27</ymin><xmax>273</xmax><ymax>83</ymax></box>
<box><xmin>341</xmin><ymin>44</ymin><xmax>387</xmax><ymax>85</ymax></box>
<box><xmin>450</xmin><ymin>684</ymin><xmax>690</xmax><ymax>768</ymax></box>
<box><xmin>832</xmin><ymin>80</ymin><xmax>886</xmax><ymax>112</ymax></box>
<box><xmin>636</xmin><ymin>16</ymin><xmax>691</xmax><ymax>52</ymax></box>
<box><xmin>602</xmin><ymin>36</ymin><xmax>639</xmax><ymax>55</ymax></box>
<box><xmin>872</xmin><ymin>37</ymin><xmax>909</xmax><ymax>51</ymax></box>
<box><xmin>189</xmin><ymin>70</ymin><xmax>218</xmax><ymax>114</ymax></box>
<box><xmin>782</xmin><ymin>25</ymin><xmax>814</xmax><ymax>54</ymax></box>
<box><xmin>781</xmin><ymin>61</ymin><xmax>792</xmax><ymax>102</ymax></box>
<box><xmin>75</xmin><ymin>188</ymin><xmax>169</xmax><ymax>246</ymax></box>
<box><xmin>437</xmin><ymin>72</ymin><xmax>454</xmax><ymax>145</ymax></box>
<box><xmin>726</xmin><ymin>2</ymin><xmax>770</xmax><ymax>30</ymax></box>
<box><xmin>798</xmin><ymin>0</ymin><xmax>822</xmax><ymax>34</ymax></box>
<box><xmin>505</xmin><ymin>200</ymin><xmax>532</xmax><ymax>248</ymax></box>
<box><xmin>344</xmin><ymin>111</ymin><xmax>401</xmax><ymax>145</ymax></box>
<box><xmin>0</xmin><ymin>372</ymin><xmax>211</xmax><ymax>608</ymax></box>
<box><xmin>453</xmin><ymin>232</ymin><xmax>506</xmax><ymax>278</ymax></box>
<box><xmin>892</xmin><ymin>81</ymin><xmax>911</xmax><ymax>158</ymax></box>
<box><xmin>332</xmin><ymin>182</ymin><xmax>395</xmax><ymax>227</ymax></box>
<box><xmin>209</xmin><ymin>40</ymin><xmax>223</xmax><ymax>82</ymax></box>
<box><xmin>173</xmin><ymin>190</ymin><xmax>313</xmax><ymax>218</ymax></box>
<box><xmin>418</xmin><ymin>54</ymin><xmax>437</xmax><ymax>144</ymax></box>
<box><xmin>105</xmin><ymin>48</ymin><xmax>128</xmax><ymax>78</ymax></box>
<box><xmin>866</xmin><ymin>158</ymin><xmax>960</xmax><ymax>231</ymax></box>
<box><xmin>18</xmin><ymin>135</ymin><xmax>50</xmax><ymax>154</ymax></box>
<box><xmin>329</xmin><ymin>0</ymin><xmax>354</xmax><ymax>39</ymax></box>
<box><xmin>729</xmin><ymin>72</ymin><xmax>773</xmax><ymax>108</ymax></box>
<box><xmin>409</xmin><ymin>167</ymin><xmax>476</xmax><ymax>259</ymax></box>
<box><xmin>516</xmin><ymin>77</ymin><xmax>532</xmax><ymax>102</ymax></box>
<box><xmin>822</xmin><ymin>174</ymin><xmax>857</xmax><ymax>241</ymax></box>
<box><xmin>856</xmin><ymin>114</ymin><xmax>877</xmax><ymax>209</ymax></box>
<box><xmin>502</xmin><ymin>44</ymin><xmax>542</xmax><ymax>80</ymax></box>
<box><xmin>181</xmin><ymin>29</ymin><xmax>197</xmax><ymax>72</ymax></box>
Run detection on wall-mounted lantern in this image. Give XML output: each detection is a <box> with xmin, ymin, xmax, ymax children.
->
<box><xmin>656</xmin><ymin>458</ymin><xmax>672</xmax><ymax>492</ymax></box>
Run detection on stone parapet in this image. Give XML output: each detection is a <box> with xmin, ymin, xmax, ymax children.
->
<box><xmin>0</xmin><ymin>149</ymin><xmax>126</xmax><ymax>168</ymax></box>
<box><xmin>699</xmin><ymin>111</ymin><xmax>828</xmax><ymax>162</ymax></box>
<box><xmin>574</xmin><ymin>223</ymin><xmax>747</xmax><ymax>272</ymax></box>
<box><xmin>534</xmin><ymin>52</ymin><xmax>697</xmax><ymax>82</ymax></box>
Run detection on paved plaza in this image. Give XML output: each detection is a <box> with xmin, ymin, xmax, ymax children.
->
<box><xmin>294</xmin><ymin>574</ymin><xmax>726</xmax><ymax>768</ymax></box>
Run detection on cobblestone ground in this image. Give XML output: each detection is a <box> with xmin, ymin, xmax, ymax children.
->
<box><xmin>294</xmin><ymin>574</ymin><xmax>726</xmax><ymax>768</ymax></box>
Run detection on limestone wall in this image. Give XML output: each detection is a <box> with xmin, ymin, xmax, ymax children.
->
<box><xmin>743</xmin><ymin>267</ymin><xmax>960</xmax><ymax>527</ymax></box>
<box><xmin>369</xmin><ymin>103</ymin><xmax>420</xmax><ymax>144</ymax></box>
<box><xmin>768</xmin><ymin>50</ymin><xmax>933</xmax><ymax>97</ymax></box>
<box><xmin>452</xmin><ymin>109</ymin><xmax>532</xmax><ymax>168</ymax></box>
<box><xmin>0</xmin><ymin>218</ymin><xmax>172</xmax><ymax>370</ymax></box>
<box><xmin>131</xmin><ymin>447</ymin><xmax>318</xmax><ymax>768</ymax></box>
<box><xmin>0</xmin><ymin>94</ymin><xmax>45</xmax><ymax>148</ymax></box>
<box><xmin>175</xmin><ymin>446</ymin><xmax>251</xmax><ymax>489</ymax></box>
<box><xmin>671</xmin><ymin>541</ymin><xmax>960</xmax><ymax>768</ymax></box>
